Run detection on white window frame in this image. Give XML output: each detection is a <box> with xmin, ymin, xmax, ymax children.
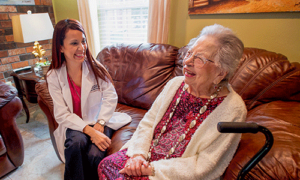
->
<box><xmin>96</xmin><ymin>0</ymin><xmax>149</xmax><ymax>50</ymax></box>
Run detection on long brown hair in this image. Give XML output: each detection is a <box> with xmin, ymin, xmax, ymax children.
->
<box><xmin>47</xmin><ymin>19</ymin><xmax>112</xmax><ymax>86</ymax></box>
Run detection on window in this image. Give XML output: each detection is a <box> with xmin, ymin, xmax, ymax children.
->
<box><xmin>96</xmin><ymin>0</ymin><xmax>149</xmax><ymax>50</ymax></box>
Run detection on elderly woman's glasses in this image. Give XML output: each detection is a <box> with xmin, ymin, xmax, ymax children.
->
<box><xmin>183</xmin><ymin>51</ymin><xmax>214</xmax><ymax>68</ymax></box>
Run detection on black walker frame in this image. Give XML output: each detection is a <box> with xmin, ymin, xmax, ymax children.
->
<box><xmin>218</xmin><ymin>122</ymin><xmax>274</xmax><ymax>180</ymax></box>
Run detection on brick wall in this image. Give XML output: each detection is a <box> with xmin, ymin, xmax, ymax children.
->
<box><xmin>0</xmin><ymin>0</ymin><xmax>55</xmax><ymax>85</ymax></box>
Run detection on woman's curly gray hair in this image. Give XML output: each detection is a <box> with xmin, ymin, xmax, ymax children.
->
<box><xmin>187</xmin><ymin>24</ymin><xmax>244</xmax><ymax>86</ymax></box>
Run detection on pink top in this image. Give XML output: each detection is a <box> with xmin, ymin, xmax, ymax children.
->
<box><xmin>67</xmin><ymin>74</ymin><xmax>82</xmax><ymax>118</ymax></box>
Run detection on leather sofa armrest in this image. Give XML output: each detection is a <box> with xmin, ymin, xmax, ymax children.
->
<box><xmin>0</xmin><ymin>82</ymin><xmax>18</xmax><ymax>108</ymax></box>
<box><xmin>0</xmin><ymin>96</ymin><xmax>23</xmax><ymax>167</ymax></box>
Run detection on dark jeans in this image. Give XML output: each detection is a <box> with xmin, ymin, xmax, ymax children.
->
<box><xmin>64</xmin><ymin>126</ymin><xmax>114</xmax><ymax>180</ymax></box>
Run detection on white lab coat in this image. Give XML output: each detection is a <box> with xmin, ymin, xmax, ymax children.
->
<box><xmin>47</xmin><ymin>60</ymin><xmax>131</xmax><ymax>162</ymax></box>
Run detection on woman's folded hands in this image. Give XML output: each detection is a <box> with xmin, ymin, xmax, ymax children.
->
<box><xmin>83</xmin><ymin>125</ymin><xmax>111</xmax><ymax>151</ymax></box>
<box><xmin>119</xmin><ymin>155</ymin><xmax>153</xmax><ymax>176</ymax></box>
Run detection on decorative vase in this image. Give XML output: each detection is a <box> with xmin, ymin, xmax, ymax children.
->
<box><xmin>41</xmin><ymin>65</ymin><xmax>49</xmax><ymax>75</ymax></box>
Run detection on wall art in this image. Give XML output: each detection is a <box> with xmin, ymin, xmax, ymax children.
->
<box><xmin>188</xmin><ymin>0</ymin><xmax>300</xmax><ymax>14</ymax></box>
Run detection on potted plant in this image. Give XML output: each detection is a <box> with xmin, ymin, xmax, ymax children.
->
<box><xmin>35</xmin><ymin>60</ymin><xmax>51</xmax><ymax>75</ymax></box>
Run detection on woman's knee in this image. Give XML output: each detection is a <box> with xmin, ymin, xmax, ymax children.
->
<box><xmin>87</xmin><ymin>144</ymin><xmax>106</xmax><ymax>166</ymax></box>
<box><xmin>65</xmin><ymin>129</ymin><xmax>89</xmax><ymax>151</ymax></box>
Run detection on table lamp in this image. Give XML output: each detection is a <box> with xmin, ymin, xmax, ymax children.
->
<box><xmin>12</xmin><ymin>10</ymin><xmax>54</xmax><ymax>63</ymax></box>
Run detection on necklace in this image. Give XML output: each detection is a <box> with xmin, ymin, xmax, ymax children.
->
<box><xmin>147</xmin><ymin>83</ymin><xmax>222</xmax><ymax>160</ymax></box>
<box><xmin>68</xmin><ymin>73</ymin><xmax>81</xmax><ymax>99</ymax></box>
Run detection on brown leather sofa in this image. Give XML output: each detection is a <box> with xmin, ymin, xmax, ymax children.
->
<box><xmin>35</xmin><ymin>43</ymin><xmax>300</xmax><ymax>179</ymax></box>
<box><xmin>0</xmin><ymin>81</ymin><xmax>24</xmax><ymax>178</ymax></box>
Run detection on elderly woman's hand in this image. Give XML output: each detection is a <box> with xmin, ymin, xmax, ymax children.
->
<box><xmin>119</xmin><ymin>155</ymin><xmax>153</xmax><ymax>176</ymax></box>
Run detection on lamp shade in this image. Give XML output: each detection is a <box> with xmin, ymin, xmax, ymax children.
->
<box><xmin>12</xmin><ymin>13</ymin><xmax>54</xmax><ymax>43</ymax></box>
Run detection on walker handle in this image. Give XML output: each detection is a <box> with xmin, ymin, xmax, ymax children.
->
<box><xmin>217</xmin><ymin>122</ymin><xmax>259</xmax><ymax>133</ymax></box>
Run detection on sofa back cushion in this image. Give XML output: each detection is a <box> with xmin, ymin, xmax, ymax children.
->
<box><xmin>98</xmin><ymin>45</ymin><xmax>300</xmax><ymax>111</ymax></box>
<box><xmin>230</xmin><ymin>48</ymin><xmax>300</xmax><ymax>110</ymax></box>
<box><xmin>96</xmin><ymin>43</ymin><xmax>183</xmax><ymax>110</ymax></box>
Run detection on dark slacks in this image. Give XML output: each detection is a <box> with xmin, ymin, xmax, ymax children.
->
<box><xmin>64</xmin><ymin>126</ymin><xmax>114</xmax><ymax>180</ymax></box>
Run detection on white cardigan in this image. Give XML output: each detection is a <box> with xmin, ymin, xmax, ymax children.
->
<box><xmin>121</xmin><ymin>76</ymin><xmax>247</xmax><ymax>180</ymax></box>
<box><xmin>47</xmin><ymin>61</ymin><xmax>131</xmax><ymax>162</ymax></box>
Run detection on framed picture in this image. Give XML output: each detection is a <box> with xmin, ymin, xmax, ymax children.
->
<box><xmin>188</xmin><ymin>0</ymin><xmax>300</xmax><ymax>14</ymax></box>
<box><xmin>0</xmin><ymin>0</ymin><xmax>35</xmax><ymax>5</ymax></box>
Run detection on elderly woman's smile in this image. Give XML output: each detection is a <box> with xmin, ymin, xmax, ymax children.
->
<box><xmin>184</xmin><ymin>68</ymin><xmax>195</xmax><ymax>77</ymax></box>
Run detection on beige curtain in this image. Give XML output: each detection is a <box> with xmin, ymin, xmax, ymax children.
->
<box><xmin>77</xmin><ymin>0</ymin><xmax>100</xmax><ymax>57</ymax></box>
<box><xmin>147</xmin><ymin>0</ymin><xmax>171</xmax><ymax>44</ymax></box>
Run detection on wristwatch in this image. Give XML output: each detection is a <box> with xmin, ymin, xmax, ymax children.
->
<box><xmin>98</xmin><ymin>119</ymin><xmax>105</xmax><ymax>126</ymax></box>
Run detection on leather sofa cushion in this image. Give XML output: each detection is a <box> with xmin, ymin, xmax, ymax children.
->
<box><xmin>97</xmin><ymin>43</ymin><xmax>183</xmax><ymax>110</ymax></box>
<box><xmin>223</xmin><ymin>100</ymin><xmax>300</xmax><ymax>179</ymax></box>
<box><xmin>230</xmin><ymin>48</ymin><xmax>300</xmax><ymax>110</ymax></box>
<box><xmin>107</xmin><ymin>103</ymin><xmax>147</xmax><ymax>155</ymax></box>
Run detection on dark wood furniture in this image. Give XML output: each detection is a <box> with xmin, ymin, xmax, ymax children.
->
<box><xmin>11</xmin><ymin>66</ymin><xmax>43</xmax><ymax>123</ymax></box>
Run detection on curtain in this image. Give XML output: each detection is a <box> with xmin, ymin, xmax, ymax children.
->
<box><xmin>147</xmin><ymin>0</ymin><xmax>171</xmax><ymax>44</ymax></box>
<box><xmin>77</xmin><ymin>0</ymin><xmax>100</xmax><ymax>57</ymax></box>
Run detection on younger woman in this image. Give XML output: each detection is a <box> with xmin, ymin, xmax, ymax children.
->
<box><xmin>47</xmin><ymin>19</ymin><xmax>131</xmax><ymax>180</ymax></box>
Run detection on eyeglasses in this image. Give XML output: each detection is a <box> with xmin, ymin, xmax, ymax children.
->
<box><xmin>183</xmin><ymin>50</ymin><xmax>214</xmax><ymax>68</ymax></box>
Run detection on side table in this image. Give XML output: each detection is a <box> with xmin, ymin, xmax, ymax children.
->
<box><xmin>11</xmin><ymin>66</ymin><xmax>43</xmax><ymax>123</ymax></box>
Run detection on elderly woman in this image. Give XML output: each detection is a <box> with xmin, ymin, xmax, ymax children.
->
<box><xmin>98</xmin><ymin>24</ymin><xmax>247</xmax><ymax>179</ymax></box>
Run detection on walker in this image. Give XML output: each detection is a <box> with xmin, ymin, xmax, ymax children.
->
<box><xmin>218</xmin><ymin>122</ymin><xmax>274</xmax><ymax>180</ymax></box>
